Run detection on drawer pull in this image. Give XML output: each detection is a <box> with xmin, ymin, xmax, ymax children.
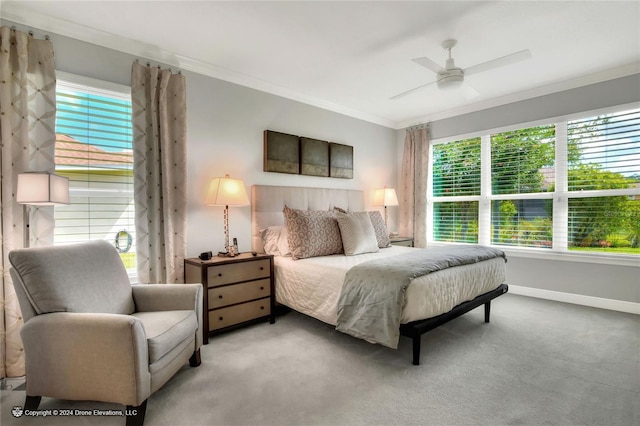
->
<box><xmin>218</xmin><ymin>295</ymin><xmax>223</xmax><ymax>299</ymax></box>
<box><xmin>260</xmin><ymin>306</ymin><xmax>264</xmax><ymax>310</ymax></box>
<box><xmin>260</xmin><ymin>286</ymin><xmax>264</xmax><ymax>290</ymax></box>
<box><xmin>259</xmin><ymin>266</ymin><xmax>264</xmax><ymax>270</ymax></box>
<box><xmin>219</xmin><ymin>316</ymin><xmax>223</xmax><ymax>321</ymax></box>
<box><xmin>218</xmin><ymin>273</ymin><xmax>222</xmax><ymax>277</ymax></box>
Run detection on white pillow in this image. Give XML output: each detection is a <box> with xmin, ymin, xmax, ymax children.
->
<box><xmin>336</xmin><ymin>212</ymin><xmax>379</xmax><ymax>255</ymax></box>
<box><xmin>260</xmin><ymin>226</ymin><xmax>291</xmax><ymax>256</ymax></box>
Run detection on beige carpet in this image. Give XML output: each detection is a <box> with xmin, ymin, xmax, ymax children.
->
<box><xmin>1</xmin><ymin>293</ymin><xmax>639</xmax><ymax>426</ymax></box>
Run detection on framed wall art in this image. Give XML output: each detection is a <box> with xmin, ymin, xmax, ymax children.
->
<box><xmin>329</xmin><ymin>142</ymin><xmax>353</xmax><ymax>179</ymax></box>
<box><xmin>263</xmin><ymin>130</ymin><xmax>300</xmax><ymax>174</ymax></box>
<box><xmin>300</xmin><ymin>137</ymin><xmax>329</xmax><ymax>177</ymax></box>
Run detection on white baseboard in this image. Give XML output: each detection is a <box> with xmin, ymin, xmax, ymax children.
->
<box><xmin>508</xmin><ymin>285</ymin><xmax>640</xmax><ymax>315</ymax></box>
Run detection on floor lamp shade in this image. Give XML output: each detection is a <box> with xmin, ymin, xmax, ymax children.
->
<box><xmin>16</xmin><ymin>172</ymin><xmax>70</xmax><ymax>248</ymax></box>
<box><xmin>17</xmin><ymin>172</ymin><xmax>70</xmax><ymax>206</ymax></box>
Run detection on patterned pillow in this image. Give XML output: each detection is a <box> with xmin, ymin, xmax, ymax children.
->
<box><xmin>336</xmin><ymin>212</ymin><xmax>379</xmax><ymax>255</ymax></box>
<box><xmin>284</xmin><ymin>206</ymin><xmax>344</xmax><ymax>259</ymax></box>
<box><xmin>368</xmin><ymin>211</ymin><xmax>391</xmax><ymax>248</ymax></box>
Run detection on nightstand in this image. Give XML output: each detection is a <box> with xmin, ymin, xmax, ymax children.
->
<box><xmin>390</xmin><ymin>236</ymin><xmax>414</xmax><ymax>247</ymax></box>
<box><xmin>184</xmin><ymin>252</ymin><xmax>275</xmax><ymax>344</ymax></box>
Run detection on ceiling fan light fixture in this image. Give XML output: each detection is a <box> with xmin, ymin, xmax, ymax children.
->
<box><xmin>437</xmin><ymin>69</ymin><xmax>464</xmax><ymax>90</ymax></box>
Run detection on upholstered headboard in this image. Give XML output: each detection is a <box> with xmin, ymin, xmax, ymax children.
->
<box><xmin>251</xmin><ymin>185</ymin><xmax>364</xmax><ymax>253</ymax></box>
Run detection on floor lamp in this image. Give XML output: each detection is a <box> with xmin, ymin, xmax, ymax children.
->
<box><xmin>205</xmin><ymin>174</ymin><xmax>249</xmax><ymax>257</ymax></box>
<box><xmin>16</xmin><ymin>172</ymin><xmax>70</xmax><ymax>248</ymax></box>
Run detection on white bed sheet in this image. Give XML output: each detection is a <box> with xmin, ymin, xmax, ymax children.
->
<box><xmin>274</xmin><ymin>246</ymin><xmax>506</xmax><ymax>325</ymax></box>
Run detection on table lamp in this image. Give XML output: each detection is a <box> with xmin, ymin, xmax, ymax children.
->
<box><xmin>205</xmin><ymin>174</ymin><xmax>249</xmax><ymax>257</ymax></box>
<box><xmin>372</xmin><ymin>187</ymin><xmax>399</xmax><ymax>229</ymax></box>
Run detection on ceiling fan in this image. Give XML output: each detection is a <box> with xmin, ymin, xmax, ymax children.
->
<box><xmin>390</xmin><ymin>39</ymin><xmax>532</xmax><ymax>100</ymax></box>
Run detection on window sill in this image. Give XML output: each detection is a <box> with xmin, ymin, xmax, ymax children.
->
<box><xmin>427</xmin><ymin>242</ymin><xmax>640</xmax><ymax>267</ymax></box>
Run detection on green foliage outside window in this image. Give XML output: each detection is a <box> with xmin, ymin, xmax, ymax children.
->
<box><xmin>432</xmin><ymin>108</ymin><xmax>639</xmax><ymax>254</ymax></box>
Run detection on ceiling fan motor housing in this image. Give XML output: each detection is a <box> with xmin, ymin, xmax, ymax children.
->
<box><xmin>437</xmin><ymin>68</ymin><xmax>464</xmax><ymax>89</ymax></box>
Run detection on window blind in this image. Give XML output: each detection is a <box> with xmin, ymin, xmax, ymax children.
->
<box><xmin>432</xmin><ymin>137</ymin><xmax>481</xmax><ymax>197</ymax></box>
<box><xmin>565</xmin><ymin>108</ymin><xmax>640</xmax><ymax>251</ymax></box>
<box><xmin>433</xmin><ymin>201</ymin><xmax>479</xmax><ymax>243</ymax></box>
<box><xmin>54</xmin><ymin>79</ymin><xmax>136</xmax><ymax>271</ymax></box>
<box><xmin>567</xmin><ymin>109</ymin><xmax>640</xmax><ymax>190</ymax></box>
<box><xmin>491</xmin><ymin>124</ymin><xmax>555</xmax><ymax>195</ymax></box>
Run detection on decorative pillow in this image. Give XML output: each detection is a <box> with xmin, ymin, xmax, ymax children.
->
<box><xmin>334</xmin><ymin>207</ymin><xmax>391</xmax><ymax>248</ymax></box>
<box><xmin>260</xmin><ymin>226</ymin><xmax>290</xmax><ymax>256</ymax></box>
<box><xmin>284</xmin><ymin>206</ymin><xmax>343</xmax><ymax>259</ymax></box>
<box><xmin>368</xmin><ymin>210</ymin><xmax>392</xmax><ymax>248</ymax></box>
<box><xmin>336</xmin><ymin>212</ymin><xmax>379</xmax><ymax>255</ymax></box>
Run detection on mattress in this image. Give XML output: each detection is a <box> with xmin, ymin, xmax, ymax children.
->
<box><xmin>274</xmin><ymin>245</ymin><xmax>507</xmax><ymax>325</ymax></box>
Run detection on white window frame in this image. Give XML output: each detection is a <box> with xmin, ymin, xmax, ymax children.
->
<box><xmin>429</xmin><ymin>102</ymin><xmax>640</xmax><ymax>267</ymax></box>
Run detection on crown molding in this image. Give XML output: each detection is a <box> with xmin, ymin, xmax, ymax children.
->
<box><xmin>1</xmin><ymin>7</ymin><xmax>397</xmax><ymax>129</ymax></box>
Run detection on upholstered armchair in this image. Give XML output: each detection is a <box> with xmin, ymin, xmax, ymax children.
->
<box><xmin>9</xmin><ymin>240</ymin><xmax>203</xmax><ymax>426</ymax></box>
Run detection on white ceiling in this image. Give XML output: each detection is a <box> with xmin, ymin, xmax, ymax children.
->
<box><xmin>3</xmin><ymin>1</ymin><xmax>640</xmax><ymax>129</ymax></box>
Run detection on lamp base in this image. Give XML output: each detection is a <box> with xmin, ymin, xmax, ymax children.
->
<box><xmin>217</xmin><ymin>247</ymin><xmax>238</xmax><ymax>257</ymax></box>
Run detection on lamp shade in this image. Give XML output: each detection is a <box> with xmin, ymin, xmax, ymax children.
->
<box><xmin>17</xmin><ymin>172</ymin><xmax>69</xmax><ymax>206</ymax></box>
<box><xmin>205</xmin><ymin>174</ymin><xmax>249</xmax><ymax>206</ymax></box>
<box><xmin>372</xmin><ymin>187</ymin><xmax>399</xmax><ymax>207</ymax></box>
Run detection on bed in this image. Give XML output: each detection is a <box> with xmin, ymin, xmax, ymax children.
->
<box><xmin>251</xmin><ymin>185</ymin><xmax>508</xmax><ymax>365</ymax></box>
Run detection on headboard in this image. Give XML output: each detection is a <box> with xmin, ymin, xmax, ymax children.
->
<box><xmin>251</xmin><ymin>185</ymin><xmax>364</xmax><ymax>253</ymax></box>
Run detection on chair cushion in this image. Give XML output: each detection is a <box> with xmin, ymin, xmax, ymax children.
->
<box><xmin>131</xmin><ymin>310</ymin><xmax>198</xmax><ymax>364</ymax></box>
<box><xmin>9</xmin><ymin>240</ymin><xmax>134</xmax><ymax>315</ymax></box>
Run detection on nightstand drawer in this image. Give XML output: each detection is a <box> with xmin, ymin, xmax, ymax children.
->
<box><xmin>209</xmin><ymin>299</ymin><xmax>271</xmax><ymax>330</ymax></box>
<box><xmin>209</xmin><ymin>278</ymin><xmax>271</xmax><ymax>309</ymax></box>
<box><xmin>207</xmin><ymin>259</ymin><xmax>270</xmax><ymax>287</ymax></box>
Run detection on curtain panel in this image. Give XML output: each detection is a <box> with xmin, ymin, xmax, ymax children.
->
<box><xmin>399</xmin><ymin>127</ymin><xmax>430</xmax><ymax>248</ymax></box>
<box><xmin>0</xmin><ymin>26</ymin><xmax>56</xmax><ymax>378</ymax></box>
<box><xmin>131</xmin><ymin>62</ymin><xmax>187</xmax><ymax>284</ymax></box>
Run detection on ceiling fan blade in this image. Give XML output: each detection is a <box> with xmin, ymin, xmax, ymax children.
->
<box><xmin>411</xmin><ymin>56</ymin><xmax>442</xmax><ymax>74</ymax></box>
<box><xmin>464</xmin><ymin>49</ymin><xmax>532</xmax><ymax>76</ymax></box>
<box><xmin>461</xmin><ymin>82</ymin><xmax>480</xmax><ymax>99</ymax></box>
<box><xmin>390</xmin><ymin>81</ymin><xmax>437</xmax><ymax>100</ymax></box>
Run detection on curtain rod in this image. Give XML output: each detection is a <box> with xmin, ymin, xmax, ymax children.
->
<box><xmin>10</xmin><ymin>25</ymin><xmax>50</xmax><ymax>40</ymax></box>
<box><xmin>134</xmin><ymin>58</ymin><xmax>182</xmax><ymax>74</ymax></box>
<box><xmin>406</xmin><ymin>123</ymin><xmax>430</xmax><ymax>132</ymax></box>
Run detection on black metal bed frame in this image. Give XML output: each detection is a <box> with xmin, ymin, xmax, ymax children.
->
<box><xmin>399</xmin><ymin>283</ymin><xmax>509</xmax><ymax>365</ymax></box>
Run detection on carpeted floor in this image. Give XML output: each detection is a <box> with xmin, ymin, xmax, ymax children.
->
<box><xmin>1</xmin><ymin>293</ymin><xmax>638</xmax><ymax>426</ymax></box>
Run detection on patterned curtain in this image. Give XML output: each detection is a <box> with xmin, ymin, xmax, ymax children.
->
<box><xmin>399</xmin><ymin>127</ymin><xmax>430</xmax><ymax>248</ymax></box>
<box><xmin>0</xmin><ymin>26</ymin><xmax>56</xmax><ymax>378</ymax></box>
<box><xmin>131</xmin><ymin>62</ymin><xmax>187</xmax><ymax>284</ymax></box>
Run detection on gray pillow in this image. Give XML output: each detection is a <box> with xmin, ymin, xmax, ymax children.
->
<box><xmin>336</xmin><ymin>212</ymin><xmax>379</xmax><ymax>255</ymax></box>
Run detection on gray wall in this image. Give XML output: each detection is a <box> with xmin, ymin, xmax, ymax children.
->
<box><xmin>401</xmin><ymin>75</ymin><xmax>640</xmax><ymax>304</ymax></box>
<box><xmin>430</xmin><ymin>74</ymin><xmax>640</xmax><ymax>140</ymax></box>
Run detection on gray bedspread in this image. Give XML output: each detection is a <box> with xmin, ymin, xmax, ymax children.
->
<box><xmin>336</xmin><ymin>245</ymin><xmax>506</xmax><ymax>349</ymax></box>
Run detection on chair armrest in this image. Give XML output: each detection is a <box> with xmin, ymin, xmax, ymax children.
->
<box><xmin>132</xmin><ymin>284</ymin><xmax>203</xmax><ymax>348</ymax></box>
<box><xmin>132</xmin><ymin>284</ymin><xmax>202</xmax><ymax>312</ymax></box>
<box><xmin>20</xmin><ymin>312</ymin><xmax>150</xmax><ymax>406</ymax></box>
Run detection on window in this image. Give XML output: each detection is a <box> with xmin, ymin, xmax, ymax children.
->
<box><xmin>566</xmin><ymin>109</ymin><xmax>640</xmax><ymax>253</ymax></box>
<box><xmin>54</xmin><ymin>74</ymin><xmax>136</xmax><ymax>276</ymax></box>
<box><xmin>490</xmin><ymin>125</ymin><xmax>555</xmax><ymax>248</ymax></box>
<box><xmin>429</xmin><ymin>105</ymin><xmax>640</xmax><ymax>258</ymax></box>
<box><xmin>432</xmin><ymin>137</ymin><xmax>480</xmax><ymax>243</ymax></box>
